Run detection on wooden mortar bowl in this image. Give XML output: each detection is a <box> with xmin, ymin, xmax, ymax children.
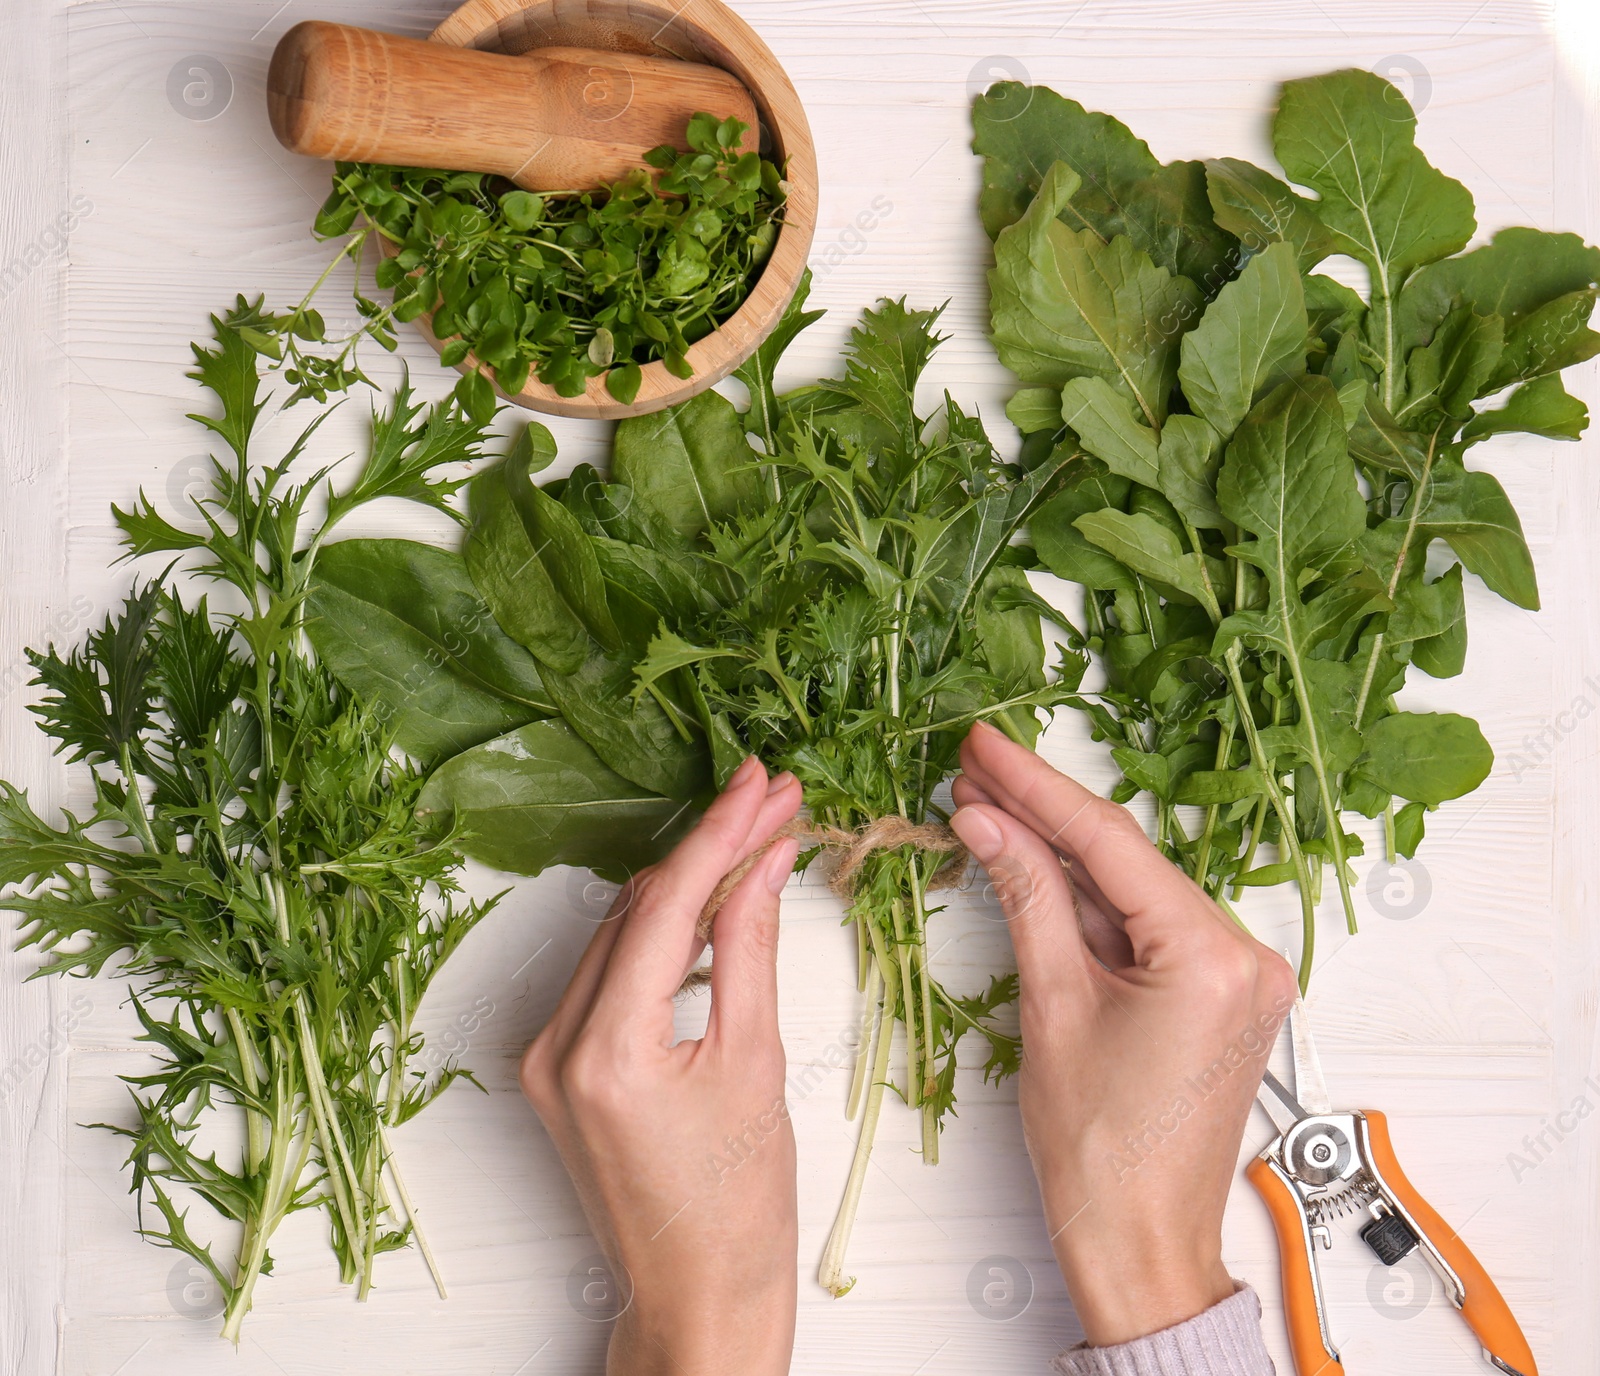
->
<box><xmin>379</xmin><ymin>0</ymin><xmax>816</xmax><ymax>420</ymax></box>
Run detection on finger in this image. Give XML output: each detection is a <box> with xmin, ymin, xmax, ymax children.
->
<box><xmin>959</xmin><ymin>722</ymin><xmax>1202</xmax><ymax>925</ymax></box>
<box><xmin>1068</xmin><ymin>859</ymin><xmax>1137</xmax><ymax>971</ymax></box>
<box><xmin>683</xmin><ymin>772</ymin><xmax>805</xmax><ymax>971</ymax></box>
<box><xmin>951</xmin><ymin>774</ymin><xmax>997</xmax><ymax>809</ymax></box>
<box><xmin>949</xmin><ymin>802</ymin><xmax>1090</xmax><ymax>998</ymax></box>
<box><xmin>536</xmin><ymin>874</ymin><xmax>639</xmax><ymax>1054</ymax></box>
<box><xmin>595</xmin><ymin>760</ymin><xmax>800</xmax><ymax>1021</ymax></box>
<box><xmin>707</xmin><ymin>837</ymin><xmax>798</xmax><ymax>1050</ymax></box>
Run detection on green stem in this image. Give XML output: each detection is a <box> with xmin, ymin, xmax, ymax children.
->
<box><xmin>819</xmin><ymin>934</ymin><xmax>899</xmax><ymax>1298</ymax></box>
<box><xmin>1222</xmin><ymin>645</ymin><xmax>1318</xmax><ymax>989</ymax></box>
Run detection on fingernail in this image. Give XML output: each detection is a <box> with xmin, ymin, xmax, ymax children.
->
<box><xmin>766</xmin><ymin>769</ymin><xmax>796</xmax><ymax>796</ymax></box>
<box><xmin>970</xmin><ymin>718</ymin><xmax>1001</xmax><ymax>738</ymax></box>
<box><xmin>765</xmin><ymin>838</ymin><xmax>800</xmax><ymax>894</ymax></box>
<box><xmin>950</xmin><ymin>806</ymin><xmax>1003</xmax><ymax>862</ymax></box>
<box><xmin>729</xmin><ymin>755</ymin><xmax>763</xmax><ymax>789</ymax></box>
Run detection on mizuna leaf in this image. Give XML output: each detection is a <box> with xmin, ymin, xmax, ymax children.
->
<box><xmin>415</xmin><ymin>719</ymin><xmax>696</xmax><ymax>879</ymax></box>
<box><xmin>1178</xmin><ymin>240</ymin><xmax>1308</xmax><ymax>438</ymax></box>
<box><xmin>987</xmin><ymin>160</ymin><xmax>1201</xmax><ymax>426</ymax></box>
<box><xmin>1354</xmin><ymin>710</ymin><xmax>1493</xmax><ymax>805</ymax></box>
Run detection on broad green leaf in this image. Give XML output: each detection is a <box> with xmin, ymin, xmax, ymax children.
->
<box><xmin>1059</xmin><ymin>376</ymin><xmax>1160</xmax><ymax>487</ymax></box>
<box><xmin>613</xmin><ymin>387</ymin><xmax>759</xmax><ymax>540</ymax></box>
<box><xmin>988</xmin><ymin>161</ymin><xmax>1201</xmax><ymax>426</ymax></box>
<box><xmin>538</xmin><ymin>583</ymin><xmax>712</xmax><ymax>802</ymax></box>
<box><xmin>1203</xmin><ymin>157</ymin><xmax>1337</xmax><ymax>268</ymax></box>
<box><xmin>1074</xmin><ymin>509</ymin><xmax>1213</xmax><ymax>606</ymax></box>
<box><xmin>1217</xmin><ymin>376</ymin><xmax>1366</xmax><ymax>578</ymax></box>
<box><xmin>1354</xmin><ymin>710</ymin><xmax>1493</xmax><ymax>805</ymax></box>
<box><xmin>1395</xmin><ymin>227</ymin><xmax>1600</xmax><ymax>357</ymax></box>
<box><xmin>1030</xmin><ymin>459</ymin><xmax>1135</xmax><ymax>592</ymax></box>
<box><xmin>522</xmin><ymin>482</ymin><xmax>621</xmax><ymax>650</ymax></box>
<box><xmin>1398</xmin><ymin>307</ymin><xmax>1503</xmax><ymax>423</ymax></box>
<box><xmin>1393</xmin><ymin>800</ymin><xmax>1427</xmax><ymax>858</ymax></box>
<box><xmin>307</xmin><ymin>539</ymin><xmax>554</xmax><ymax>766</ymax></box>
<box><xmin>1156</xmin><ymin>413</ymin><xmax>1224</xmax><ymax>530</ymax></box>
<box><xmin>1410</xmin><ymin>456</ymin><xmax>1539</xmax><ymax>610</ymax></box>
<box><xmin>463</xmin><ymin>455</ymin><xmax>588</xmax><ymax>674</ymax></box>
<box><xmin>1274</xmin><ymin>68</ymin><xmax>1474</xmax><ymax>405</ymax></box>
<box><xmin>1462</xmin><ymin>374</ymin><xmax>1590</xmax><ymax>444</ymax></box>
<box><xmin>973</xmin><ymin>83</ymin><xmax>1238</xmax><ymax>285</ymax></box>
<box><xmin>415</xmin><ymin>719</ymin><xmax>695</xmax><ymax>880</ymax></box>
<box><xmin>1178</xmin><ymin>241</ymin><xmax>1308</xmax><ymax>438</ymax></box>
<box><xmin>1174</xmin><ymin>768</ymin><xmax>1265</xmax><ymax>806</ymax></box>
<box><xmin>1273</xmin><ymin>69</ymin><xmax>1475</xmax><ymax>286</ymax></box>
<box><xmin>1348</xmin><ymin>392</ymin><xmax>1430</xmax><ymax>480</ymax></box>
<box><xmin>1006</xmin><ymin>386</ymin><xmax>1066</xmax><ymax>435</ymax></box>
<box><xmin>1390</xmin><ymin>564</ymin><xmax>1467</xmax><ymax>679</ymax></box>
<box><xmin>1488</xmin><ymin>289</ymin><xmax>1600</xmax><ymax>389</ymax></box>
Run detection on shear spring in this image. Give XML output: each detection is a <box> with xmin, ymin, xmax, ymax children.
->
<box><xmin>1305</xmin><ymin>1171</ymin><xmax>1377</xmax><ymax>1224</ymax></box>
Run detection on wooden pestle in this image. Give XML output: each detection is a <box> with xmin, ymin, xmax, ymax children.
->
<box><xmin>268</xmin><ymin>20</ymin><xmax>759</xmax><ymax>191</ymax></box>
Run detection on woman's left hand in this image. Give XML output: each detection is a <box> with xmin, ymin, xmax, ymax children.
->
<box><xmin>519</xmin><ymin>756</ymin><xmax>804</xmax><ymax>1376</ymax></box>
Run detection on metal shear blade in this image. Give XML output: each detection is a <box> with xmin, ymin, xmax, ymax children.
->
<box><xmin>1255</xmin><ymin>997</ymin><xmax>1330</xmax><ymax>1135</ymax></box>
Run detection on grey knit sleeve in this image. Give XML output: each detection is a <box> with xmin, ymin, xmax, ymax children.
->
<box><xmin>1051</xmin><ymin>1284</ymin><xmax>1275</xmax><ymax>1376</ymax></box>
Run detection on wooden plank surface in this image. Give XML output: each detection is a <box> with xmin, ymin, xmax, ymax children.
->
<box><xmin>1</xmin><ymin>0</ymin><xmax>1595</xmax><ymax>1372</ymax></box>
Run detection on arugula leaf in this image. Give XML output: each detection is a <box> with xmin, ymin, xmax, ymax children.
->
<box><xmin>989</xmin><ymin>161</ymin><xmax>1200</xmax><ymax>425</ymax></box>
<box><xmin>1354</xmin><ymin>711</ymin><xmax>1493</xmax><ymax>805</ymax></box>
<box><xmin>1177</xmin><ymin>240</ymin><xmax>1307</xmax><ymax>438</ymax></box>
<box><xmin>973</xmin><ymin>82</ymin><xmax>1238</xmax><ymax>285</ymax></box>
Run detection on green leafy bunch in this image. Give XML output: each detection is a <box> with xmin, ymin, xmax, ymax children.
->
<box><xmin>302</xmin><ymin>274</ymin><xmax>1083</xmax><ymax>1294</ymax></box>
<box><xmin>309</xmin><ymin>112</ymin><xmax>788</xmax><ymax>409</ymax></box>
<box><xmin>974</xmin><ymin>69</ymin><xmax>1599</xmax><ymax>982</ymax></box>
<box><xmin>0</xmin><ymin>300</ymin><xmax>501</xmax><ymax>1339</ymax></box>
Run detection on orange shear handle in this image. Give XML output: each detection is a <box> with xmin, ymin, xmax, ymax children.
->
<box><xmin>1362</xmin><ymin>1110</ymin><xmax>1539</xmax><ymax>1376</ymax></box>
<box><xmin>1246</xmin><ymin>1156</ymin><xmax>1344</xmax><ymax>1376</ymax></box>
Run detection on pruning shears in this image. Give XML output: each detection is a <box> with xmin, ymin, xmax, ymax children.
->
<box><xmin>1248</xmin><ymin>1000</ymin><xmax>1538</xmax><ymax>1376</ymax></box>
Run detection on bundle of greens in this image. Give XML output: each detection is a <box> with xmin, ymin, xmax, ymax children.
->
<box><xmin>973</xmin><ymin>69</ymin><xmax>1599</xmax><ymax>982</ymax></box>
<box><xmin>0</xmin><ymin>303</ymin><xmax>500</xmax><ymax>1339</ymax></box>
<box><xmin>304</xmin><ymin>276</ymin><xmax>1082</xmax><ymax>1292</ymax></box>
<box><xmin>302</xmin><ymin>112</ymin><xmax>787</xmax><ymax>409</ymax></box>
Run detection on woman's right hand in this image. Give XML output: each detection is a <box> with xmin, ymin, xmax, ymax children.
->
<box><xmin>949</xmin><ymin>720</ymin><xmax>1297</xmax><ymax>1348</ymax></box>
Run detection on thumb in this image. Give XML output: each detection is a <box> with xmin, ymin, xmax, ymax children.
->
<box><xmin>950</xmin><ymin>803</ymin><xmax>1089</xmax><ymax>998</ymax></box>
<box><xmin>707</xmin><ymin>838</ymin><xmax>798</xmax><ymax>1050</ymax></box>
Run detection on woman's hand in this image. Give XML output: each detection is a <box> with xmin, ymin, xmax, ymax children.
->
<box><xmin>520</xmin><ymin>756</ymin><xmax>804</xmax><ymax>1376</ymax></box>
<box><xmin>950</xmin><ymin>720</ymin><xmax>1296</xmax><ymax>1348</ymax></box>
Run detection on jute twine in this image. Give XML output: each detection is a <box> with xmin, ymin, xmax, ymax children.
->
<box><xmin>695</xmin><ymin>815</ymin><xmax>969</xmax><ymax>942</ymax></box>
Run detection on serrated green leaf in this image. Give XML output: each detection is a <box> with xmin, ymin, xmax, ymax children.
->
<box><xmin>988</xmin><ymin>161</ymin><xmax>1201</xmax><ymax>426</ymax></box>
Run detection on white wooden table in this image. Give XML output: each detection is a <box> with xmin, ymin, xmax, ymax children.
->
<box><xmin>3</xmin><ymin>2</ymin><xmax>1597</xmax><ymax>1372</ymax></box>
